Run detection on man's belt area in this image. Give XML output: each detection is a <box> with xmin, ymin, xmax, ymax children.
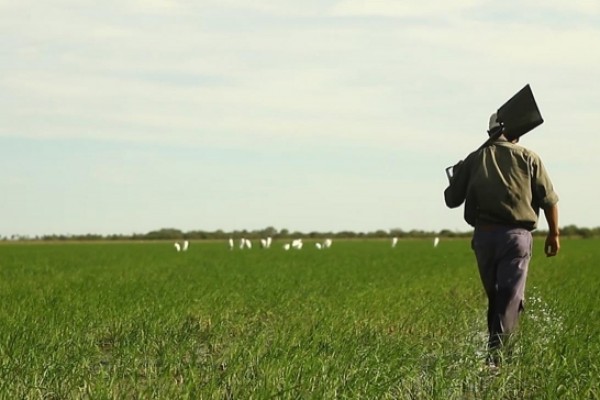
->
<box><xmin>475</xmin><ymin>223</ymin><xmax>528</xmax><ymax>232</ymax></box>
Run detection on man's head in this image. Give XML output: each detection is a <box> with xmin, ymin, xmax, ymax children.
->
<box><xmin>488</xmin><ymin>112</ymin><xmax>518</xmax><ymax>143</ymax></box>
<box><xmin>488</xmin><ymin>112</ymin><xmax>502</xmax><ymax>136</ymax></box>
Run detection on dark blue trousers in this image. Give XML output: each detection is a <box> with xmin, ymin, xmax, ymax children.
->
<box><xmin>472</xmin><ymin>226</ymin><xmax>532</xmax><ymax>352</ymax></box>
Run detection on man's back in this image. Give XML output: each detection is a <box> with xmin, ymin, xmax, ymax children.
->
<box><xmin>445</xmin><ymin>137</ymin><xmax>558</xmax><ymax>230</ymax></box>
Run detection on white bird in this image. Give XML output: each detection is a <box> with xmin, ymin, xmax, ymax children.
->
<box><xmin>266</xmin><ymin>237</ymin><xmax>272</xmax><ymax>248</ymax></box>
<box><xmin>323</xmin><ymin>238</ymin><xmax>332</xmax><ymax>249</ymax></box>
<box><xmin>245</xmin><ymin>239</ymin><xmax>252</xmax><ymax>249</ymax></box>
<box><xmin>434</xmin><ymin>237</ymin><xmax>440</xmax><ymax>248</ymax></box>
<box><xmin>228</xmin><ymin>238</ymin><xmax>234</xmax><ymax>250</ymax></box>
<box><xmin>239</xmin><ymin>238</ymin><xmax>246</xmax><ymax>250</ymax></box>
<box><xmin>315</xmin><ymin>243</ymin><xmax>322</xmax><ymax>250</ymax></box>
<box><xmin>391</xmin><ymin>237</ymin><xmax>398</xmax><ymax>248</ymax></box>
<box><xmin>260</xmin><ymin>238</ymin><xmax>267</xmax><ymax>248</ymax></box>
<box><xmin>291</xmin><ymin>239</ymin><xmax>303</xmax><ymax>250</ymax></box>
<box><xmin>182</xmin><ymin>240</ymin><xmax>189</xmax><ymax>251</ymax></box>
<box><xmin>283</xmin><ymin>243</ymin><xmax>291</xmax><ymax>251</ymax></box>
<box><xmin>174</xmin><ymin>242</ymin><xmax>181</xmax><ymax>252</ymax></box>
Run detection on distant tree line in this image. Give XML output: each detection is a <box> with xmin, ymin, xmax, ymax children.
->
<box><xmin>3</xmin><ymin>224</ymin><xmax>600</xmax><ymax>241</ymax></box>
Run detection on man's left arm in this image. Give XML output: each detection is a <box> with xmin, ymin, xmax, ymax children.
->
<box><xmin>444</xmin><ymin>158</ymin><xmax>470</xmax><ymax>208</ymax></box>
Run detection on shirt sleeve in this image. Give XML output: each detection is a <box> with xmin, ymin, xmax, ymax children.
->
<box><xmin>444</xmin><ymin>155</ymin><xmax>472</xmax><ymax>208</ymax></box>
<box><xmin>530</xmin><ymin>153</ymin><xmax>559</xmax><ymax>209</ymax></box>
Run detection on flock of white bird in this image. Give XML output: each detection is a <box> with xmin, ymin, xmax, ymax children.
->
<box><xmin>225</xmin><ymin>237</ymin><xmax>333</xmax><ymax>251</ymax></box>
<box><xmin>174</xmin><ymin>237</ymin><xmax>441</xmax><ymax>251</ymax></box>
<box><xmin>173</xmin><ymin>240</ymin><xmax>189</xmax><ymax>252</ymax></box>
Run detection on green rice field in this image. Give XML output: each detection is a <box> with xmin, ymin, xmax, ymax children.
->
<box><xmin>0</xmin><ymin>238</ymin><xmax>598</xmax><ymax>399</ymax></box>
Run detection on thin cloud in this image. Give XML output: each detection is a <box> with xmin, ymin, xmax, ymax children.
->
<box><xmin>1</xmin><ymin>1</ymin><xmax>599</xmax><ymax>234</ymax></box>
<box><xmin>331</xmin><ymin>0</ymin><xmax>479</xmax><ymax>18</ymax></box>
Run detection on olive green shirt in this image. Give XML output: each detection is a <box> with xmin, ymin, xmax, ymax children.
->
<box><xmin>444</xmin><ymin>138</ymin><xmax>558</xmax><ymax>230</ymax></box>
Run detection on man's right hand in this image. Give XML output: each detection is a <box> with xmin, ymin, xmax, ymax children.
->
<box><xmin>544</xmin><ymin>233</ymin><xmax>560</xmax><ymax>257</ymax></box>
<box><xmin>542</xmin><ymin>204</ymin><xmax>560</xmax><ymax>257</ymax></box>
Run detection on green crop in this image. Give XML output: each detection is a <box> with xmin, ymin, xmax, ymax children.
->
<box><xmin>0</xmin><ymin>239</ymin><xmax>598</xmax><ymax>399</ymax></box>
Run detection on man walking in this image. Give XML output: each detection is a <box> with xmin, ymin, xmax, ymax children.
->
<box><xmin>444</xmin><ymin>111</ymin><xmax>560</xmax><ymax>366</ymax></box>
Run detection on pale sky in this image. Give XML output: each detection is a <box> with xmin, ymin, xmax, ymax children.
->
<box><xmin>1</xmin><ymin>0</ymin><xmax>598</xmax><ymax>237</ymax></box>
